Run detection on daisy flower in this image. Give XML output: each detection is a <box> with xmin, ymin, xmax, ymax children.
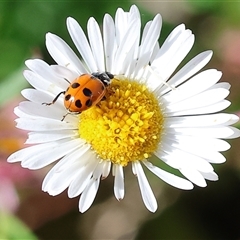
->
<box><xmin>8</xmin><ymin>5</ymin><xmax>240</xmax><ymax>213</ymax></box>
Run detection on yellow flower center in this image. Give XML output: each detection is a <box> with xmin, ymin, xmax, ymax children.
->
<box><xmin>79</xmin><ymin>78</ymin><xmax>164</xmax><ymax>166</ymax></box>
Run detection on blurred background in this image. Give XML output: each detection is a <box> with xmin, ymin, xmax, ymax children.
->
<box><xmin>1</xmin><ymin>1</ymin><xmax>240</xmax><ymax>239</ymax></box>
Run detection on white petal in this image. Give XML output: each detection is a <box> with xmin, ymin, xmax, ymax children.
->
<box><xmin>18</xmin><ymin>101</ymin><xmax>65</xmax><ymax>120</ymax></box>
<box><xmin>164</xmin><ymin>113</ymin><xmax>239</xmax><ymax>128</ymax></box>
<box><xmin>15</xmin><ymin>118</ymin><xmax>77</xmax><ymax>131</ymax></box>
<box><xmin>167</xmin><ymin>100</ymin><xmax>231</xmax><ymax>116</ymax></box>
<box><xmin>160</xmin><ymin>135</ymin><xmax>228</xmax><ymax>163</ymax></box>
<box><xmin>112</xmin><ymin>19</ymin><xmax>140</xmax><ymax>75</ymax></box>
<box><xmin>20</xmin><ymin>139</ymin><xmax>82</xmax><ymax>169</ymax></box>
<box><xmin>162</xmin><ymin>69</ymin><xmax>222</xmax><ymax>103</ymax></box>
<box><xmin>52</xmin><ymin>144</ymin><xmax>90</xmax><ymax>173</ymax></box>
<box><xmin>23</xmin><ymin>70</ymin><xmax>62</xmax><ymax>95</ymax></box>
<box><xmin>200</xmin><ymin>171</ymin><xmax>218</xmax><ymax>181</ymax></box>
<box><xmin>87</xmin><ymin>17</ymin><xmax>105</xmax><ymax>71</ymax></box>
<box><xmin>21</xmin><ymin>89</ymin><xmax>63</xmax><ymax>108</ymax></box>
<box><xmin>152</xmin><ymin>26</ymin><xmax>194</xmax><ymax>83</ymax></box>
<box><xmin>158</xmin><ymin>145</ymin><xmax>214</xmax><ymax>172</ymax></box>
<box><xmin>68</xmin><ymin>152</ymin><xmax>99</xmax><ymax>198</ymax></box>
<box><xmin>46</xmin><ymin>33</ymin><xmax>86</xmax><ymax>74</ymax></box>
<box><xmin>9</xmin><ymin>139</ymin><xmax>80</xmax><ymax>169</ymax></box>
<box><xmin>26</xmin><ymin>130</ymin><xmax>78</xmax><ymax>144</ymax></box>
<box><xmin>159</xmin><ymin>50</ymin><xmax>213</xmax><ymax>94</ymax></box>
<box><xmin>25</xmin><ymin>59</ymin><xmax>69</xmax><ymax>90</ymax></box>
<box><xmin>9</xmin><ymin>138</ymin><xmax>83</xmax><ymax>166</ymax></box>
<box><xmin>165</xmin><ymin>88</ymin><xmax>229</xmax><ymax>113</ymax></box>
<box><xmin>43</xmin><ymin>161</ymin><xmax>81</xmax><ymax>196</ymax></box>
<box><xmin>180</xmin><ymin>168</ymin><xmax>207</xmax><ymax>187</ymax></box>
<box><xmin>143</xmin><ymin>160</ymin><xmax>193</xmax><ymax>190</ymax></box>
<box><xmin>113</xmin><ymin>164</ymin><xmax>124</xmax><ymax>200</ymax></box>
<box><xmin>50</xmin><ymin>65</ymin><xmax>78</xmax><ymax>82</ymax></box>
<box><xmin>132</xmin><ymin>161</ymin><xmax>157</xmax><ymax>212</ymax></box>
<box><xmin>174</xmin><ymin>142</ymin><xmax>226</xmax><ymax>164</ymax></box>
<box><xmin>67</xmin><ymin>17</ymin><xmax>97</xmax><ymax>72</ymax></box>
<box><xmin>134</xmin><ymin>14</ymin><xmax>161</xmax><ymax>75</ymax></box>
<box><xmin>101</xmin><ymin>161</ymin><xmax>111</xmax><ymax>179</ymax></box>
<box><xmin>42</xmin><ymin>150</ymin><xmax>79</xmax><ymax>192</ymax></box>
<box><xmin>42</xmin><ymin>145</ymin><xmax>91</xmax><ymax>195</ymax></box>
<box><xmin>103</xmin><ymin>13</ymin><xmax>116</xmax><ymax>72</ymax></box>
<box><xmin>79</xmin><ymin>176</ymin><xmax>100</xmax><ymax>213</ymax></box>
<box><xmin>226</xmin><ymin>126</ymin><xmax>240</xmax><ymax>139</ymax></box>
<box><xmin>167</xmin><ymin>126</ymin><xmax>239</xmax><ymax>139</ymax></box>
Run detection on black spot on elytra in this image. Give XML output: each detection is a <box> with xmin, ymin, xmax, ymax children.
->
<box><xmin>83</xmin><ymin>88</ymin><xmax>92</xmax><ymax>97</ymax></box>
<box><xmin>75</xmin><ymin>99</ymin><xmax>82</xmax><ymax>108</ymax></box>
<box><xmin>65</xmin><ymin>94</ymin><xmax>71</xmax><ymax>101</ymax></box>
<box><xmin>86</xmin><ymin>99</ymin><xmax>92</xmax><ymax>107</ymax></box>
<box><xmin>71</xmin><ymin>82</ymin><xmax>80</xmax><ymax>88</ymax></box>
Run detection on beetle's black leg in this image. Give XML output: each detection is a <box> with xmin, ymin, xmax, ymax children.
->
<box><xmin>61</xmin><ymin>112</ymin><xmax>69</xmax><ymax>121</ymax></box>
<box><xmin>42</xmin><ymin>91</ymin><xmax>65</xmax><ymax>106</ymax></box>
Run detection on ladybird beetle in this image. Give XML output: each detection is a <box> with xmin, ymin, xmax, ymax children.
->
<box><xmin>43</xmin><ymin>72</ymin><xmax>114</xmax><ymax>120</ymax></box>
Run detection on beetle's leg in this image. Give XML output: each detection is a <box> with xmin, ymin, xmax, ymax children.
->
<box><xmin>61</xmin><ymin>111</ymin><xmax>81</xmax><ymax>121</ymax></box>
<box><xmin>61</xmin><ymin>112</ymin><xmax>69</xmax><ymax>121</ymax></box>
<box><xmin>42</xmin><ymin>91</ymin><xmax>65</xmax><ymax>106</ymax></box>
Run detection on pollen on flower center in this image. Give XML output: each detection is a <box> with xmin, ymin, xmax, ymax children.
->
<box><xmin>78</xmin><ymin>78</ymin><xmax>164</xmax><ymax>166</ymax></box>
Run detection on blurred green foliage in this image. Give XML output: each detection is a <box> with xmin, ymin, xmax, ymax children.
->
<box><xmin>0</xmin><ymin>212</ymin><xmax>38</xmax><ymax>240</ymax></box>
<box><xmin>136</xmin><ymin>168</ymin><xmax>240</xmax><ymax>240</ymax></box>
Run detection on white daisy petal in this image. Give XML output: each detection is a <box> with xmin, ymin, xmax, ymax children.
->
<box><xmin>159</xmin><ymin>50</ymin><xmax>213</xmax><ymax>94</ymax></box>
<box><xmin>165</xmin><ymin>113</ymin><xmax>239</xmax><ymax>128</ymax></box>
<box><xmin>26</xmin><ymin>129</ymin><xmax>78</xmax><ymax>144</ymax></box>
<box><xmin>46</xmin><ymin>33</ymin><xmax>86</xmax><ymax>74</ymax></box>
<box><xmin>21</xmin><ymin>88</ymin><xmax>55</xmax><ymax>104</ymax></box>
<box><xmin>79</xmin><ymin>177</ymin><xmax>100</xmax><ymax>213</ymax></box>
<box><xmin>23</xmin><ymin>70</ymin><xmax>62</xmax><ymax>94</ymax></box>
<box><xmin>15</xmin><ymin>118</ymin><xmax>77</xmax><ymax>131</ymax></box>
<box><xmin>158</xmin><ymin>145</ymin><xmax>214</xmax><ymax>173</ymax></box>
<box><xmin>143</xmin><ymin>160</ymin><xmax>193</xmax><ymax>190</ymax></box>
<box><xmin>43</xmin><ymin>161</ymin><xmax>81</xmax><ymax>196</ymax></box>
<box><xmin>113</xmin><ymin>164</ymin><xmax>125</xmax><ymax>200</ymax></box>
<box><xmin>79</xmin><ymin>161</ymin><xmax>103</xmax><ymax>213</ymax></box>
<box><xmin>18</xmin><ymin>101</ymin><xmax>65</xmax><ymax>119</ymax></box>
<box><xmin>132</xmin><ymin>161</ymin><xmax>157</xmax><ymax>212</ymax></box>
<box><xmin>151</xmin><ymin>26</ymin><xmax>194</xmax><ymax>83</ymax></box>
<box><xmin>67</xmin><ymin>17</ymin><xmax>97</xmax><ymax>73</ymax></box>
<box><xmin>168</xmin><ymin>100</ymin><xmax>231</xmax><ymax>116</ymax></box>
<box><xmin>112</xmin><ymin>19</ymin><xmax>140</xmax><ymax>75</ymax></box>
<box><xmin>134</xmin><ymin>14</ymin><xmax>162</xmax><ymax>75</ymax></box>
<box><xmin>102</xmin><ymin>161</ymin><xmax>111</xmax><ymax>179</ymax></box>
<box><xmin>162</xmin><ymin>69</ymin><xmax>222</xmax><ymax>103</ymax></box>
<box><xmin>50</xmin><ymin>65</ymin><xmax>79</xmax><ymax>82</ymax></box>
<box><xmin>180</xmin><ymin>168</ymin><xmax>207</xmax><ymax>187</ymax></box>
<box><xmin>53</xmin><ymin>144</ymin><xmax>90</xmax><ymax>173</ymax></box>
<box><xmin>165</xmin><ymin>88</ymin><xmax>229</xmax><ymax>113</ymax></box>
<box><xmin>67</xmin><ymin>153</ymin><xmax>98</xmax><ymax>198</ymax></box>
<box><xmin>164</xmin><ymin>134</ymin><xmax>230</xmax><ymax>151</ymax></box>
<box><xmin>200</xmin><ymin>171</ymin><xmax>218</xmax><ymax>181</ymax></box>
<box><xmin>103</xmin><ymin>13</ymin><xmax>116</xmax><ymax>72</ymax></box>
<box><xmin>168</xmin><ymin>126</ymin><xmax>239</xmax><ymax>139</ymax></box>
<box><xmin>21</xmin><ymin>139</ymin><xmax>81</xmax><ymax>169</ymax></box>
<box><xmin>87</xmin><ymin>17</ymin><xmax>105</xmax><ymax>71</ymax></box>
<box><xmin>160</xmin><ymin>135</ymin><xmax>229</xmax><ymax>163</ymax></box>
<box><xmin>25</xmin><ymin>59</ymin><xmax>68</xmax><ymax>90</ymax></box>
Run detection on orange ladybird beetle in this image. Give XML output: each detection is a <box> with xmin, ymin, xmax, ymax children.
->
<box><xmin>43</xmin><ymin>72</ymin><xmax>114</xmax><ymax>120</ymax></box>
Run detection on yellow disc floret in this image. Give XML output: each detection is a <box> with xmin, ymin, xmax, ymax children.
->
<box><xmin>79</xmin><ymin>78</ymin><xmax>164</xmax><ymax>167</ymax></box>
